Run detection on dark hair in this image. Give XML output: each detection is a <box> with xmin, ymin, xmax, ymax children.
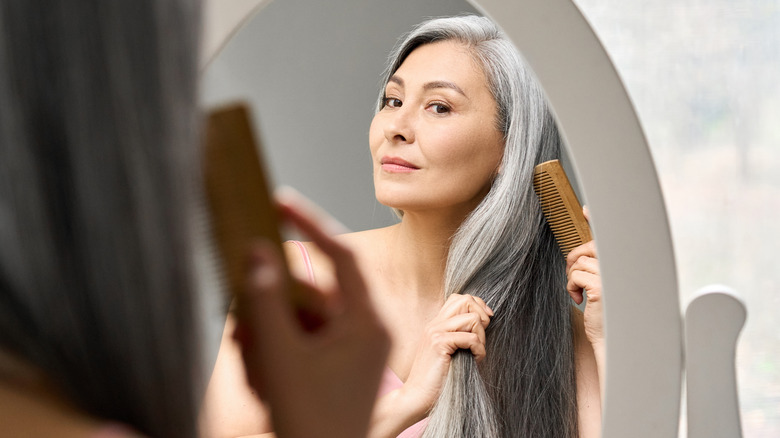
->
<box><xmin>378</xmin><ymin>16</ymin><xmax>578</xmax><ymax>437</ymax></box>
<box><xmin>0</xmin><ymin>1</ymin><xmax>202</xmax><ymax>436</ymax></box>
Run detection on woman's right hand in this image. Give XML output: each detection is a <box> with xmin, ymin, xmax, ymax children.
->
<box><xmin>233</xmin><ymin>193</ymin><xmax>391</xmax><ymax>438</ymax></box>
<box><xmin>401</xmin><ymin>294</ymin><xmax>493</xmax><ymax>420</ymax></box>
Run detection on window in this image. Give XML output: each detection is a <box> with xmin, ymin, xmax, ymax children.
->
<box><xmin>573</xmin><ymin>1</ymin><xmax>780</xmax><ymax>435</ymax></box>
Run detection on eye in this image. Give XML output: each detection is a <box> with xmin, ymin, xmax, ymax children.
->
<box><xmin>428</xmin><ymin>103</ymin><xmax>451</xmax><ymax>114</ymax></box>
<box><xmin>383</xmin><ymin>97</ymin><xmax>403</xmax><ymax>108</ymax></box>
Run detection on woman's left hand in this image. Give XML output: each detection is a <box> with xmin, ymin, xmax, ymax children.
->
<box><xmin>565</xmin><ymin>208</ymin><xmax>604</xmax><ymax>348</ymax></box>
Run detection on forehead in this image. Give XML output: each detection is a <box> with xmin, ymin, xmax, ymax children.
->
<box><xmin>392</xmin><ymin>40</ymin><xmax>488</xmax><ymax>91</ymax></box>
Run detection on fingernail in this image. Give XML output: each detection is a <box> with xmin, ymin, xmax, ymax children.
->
<box><xmin>253</xmin><ymin>262</ymin><xmax>280</xmax><ymax>291</ymax></box>
<box><xmin>249</xmin><ymin>246</ymin><xmax>281</xmax><ymax>292</ymax></box>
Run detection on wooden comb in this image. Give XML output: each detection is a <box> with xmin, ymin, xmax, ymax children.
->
<box><xmin>203</xmin><ymin>102</ymin><xmax>297</xmax><ymax>306</ymax></box>
<box><xmin>533</xmin><ymin>159</ymin><xmax>592</xmax><ymax>258</ymax></box>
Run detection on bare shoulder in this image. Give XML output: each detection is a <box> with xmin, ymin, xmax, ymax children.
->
<box><xmin>282</xmin><ymin>240</ymin><xmax>317</xmax><ymax>277</ymax></box>
<box><xmin>283</xmin><ymin>227</ymin><xmax>392</xmax><ymax>289</ymax></box>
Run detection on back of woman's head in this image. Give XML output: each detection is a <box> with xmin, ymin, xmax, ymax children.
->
<box><xmin>380</xmin><ymin>16</ymin><xmax>578</xmax><ymax>437</ymax></box>
<box><xmin>0</xmin><ymin>1</ymin><xmax>202</xmax><ymax>436</ymax></box>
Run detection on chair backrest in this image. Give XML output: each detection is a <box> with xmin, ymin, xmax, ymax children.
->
<box><xmin>685</xmin><ymin>286</ymin><xmax>746</xmax><ymax>438</ymax></box>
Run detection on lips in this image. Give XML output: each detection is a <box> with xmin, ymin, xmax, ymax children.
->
<box><xmin>380</xmin><ymin>156</ymin><xmax>419</xmax><ymax>173</ymax></box>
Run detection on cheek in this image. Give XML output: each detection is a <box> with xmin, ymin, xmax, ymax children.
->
<box><xmin>368</xmin><ymin>115</ymin><xmax>383</xmax><ymax>156</ymax></box>
<box><xmin>468</xmin><ymin>122</ymin><xmax>505</xmax><ymax>169</ymax></box>
<box><xmin>434</xmin><ymin>129</ymin><xmax>503</xmax><ymax>173</ymax></box>
<box><xmin>483</xmin><ymin>135</ymin><xmax>505</xmax><ymax>170</ymax></box>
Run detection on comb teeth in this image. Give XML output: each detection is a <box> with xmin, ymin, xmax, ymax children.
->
<box><xmin>532</xmin><ymin>160</ymin><xmax>592</xmax><ymax>258</ymax></box>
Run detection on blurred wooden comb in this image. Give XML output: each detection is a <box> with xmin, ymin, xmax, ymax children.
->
<box><xmin>533</xmin><ymin>159</ymin><xmax>592</xmax><ymax>258</ymax></box>
<box><xmin>203</xmin><ymin>103</ymin><xmax>299</xmax><ymax>307</ymax></box>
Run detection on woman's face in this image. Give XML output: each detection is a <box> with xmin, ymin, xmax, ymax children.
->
<box><xmin>369</xmin><ymin>40</ymin><xmax>505</xmax><ymax>218</ymax></box>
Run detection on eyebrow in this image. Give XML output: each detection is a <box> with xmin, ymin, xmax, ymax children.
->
<box><xmin>388</xmin><ymin>75</ymin><xmax>467</xmax><ymax>97</ymax></box>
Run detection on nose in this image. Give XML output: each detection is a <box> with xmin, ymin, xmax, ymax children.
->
<box><xmin>383</xmin><ymin>105</ymin><xmax>415</xmax><ymax>144</ymax></box>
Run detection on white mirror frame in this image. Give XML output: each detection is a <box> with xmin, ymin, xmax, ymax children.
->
<box><xmin>202</xmin><ymin>1</ymin><xmax>683</xmax><ymax>436</ymax></box>
<box><xmin>200</xmin><ymin>0</ymin><xmax>274</xmax><ymax>69</ymax></box>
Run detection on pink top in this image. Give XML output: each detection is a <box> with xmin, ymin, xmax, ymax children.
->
<box><xmin>290</xmin><ymin>241</ymin><xmax>428</xmax><ymax>438</ymax></box>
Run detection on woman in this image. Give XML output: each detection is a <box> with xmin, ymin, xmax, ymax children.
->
<box><xmin>206</xmin><ymin>15</ymin><xmax>603</xmax><ymax>438</ymax></box>
<box><xmin>0</xmin><ymin>1</ymin><xmax>388</xmax><ymax>437</ymax></box>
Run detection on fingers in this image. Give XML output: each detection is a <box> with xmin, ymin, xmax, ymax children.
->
<box><xmin>428</xmin><ymin>328</ymin><xmax>487</xmax><ymax>362</ymax></box>
<box><xmin>426</xmin><ymin>295</ymin><xmax>493</xmax><ymax>361</ymax></box>
<box><xmin>437</xmin><ymin>294</ymin><xmax>494</xmax><ymax>327</ymax></box>
<box><xmin>566</xmin><ymin>247</ymin><xmax>600</xmax><ymax>305</ymax></box>
<box><xmin>565</xmin><ymin>209</ymin><xmax>599</xmax><ymax>304</ymax></box>
<box><xmin>276</xmin><ymin>191</ymin><xmax>371</xmax><ymax>314</ymax></box>
<box><xmin>235</xmin><ymin>241</ymin><xmax>300</xmax><ymax>391</ymax></box>
<box><xmin>567</xmin><ymin>239</ymin><xmax>597</xmax><ymax>271</ymax></box>
<box><xmin>567</xmin><ymin>205</ymin><xmax>595</xmax><ymax>269</ymax></box>
<box><xmin>567</xmin><ymin>269</ymin><xmax>602</xmax><ymax>305</ymax></box>
<box><xmin>568</xmin><ymin>253</ymin><xmax>600</xmax><ymax>277</ymax></box>
<box><xmin>241</xmin><ymin>241</ymin><xmax>297</xmax><ymax>337</ymax></box>
<box><xmin>434</xmin><ymin>312</ymin><xmax>487</xmax><ymax>343</ymax></box>
<box><xmin>446</xmin><ymin>332</ymin><xmax>487</xmax><ymax>362</ymax></box>
<box><xmin>471</xmin><ymin>296</ymin><xmax>494</xmax><ymax>316</ymax></box>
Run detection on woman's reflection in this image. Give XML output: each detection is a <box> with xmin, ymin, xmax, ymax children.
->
<box><xmin>204</xmin><ymin>15</ymin><xmax>604</xmax><ymax>438</ymax></box>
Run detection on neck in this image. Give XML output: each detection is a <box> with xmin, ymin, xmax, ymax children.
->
<box><xmin>378</xmin><ymin>209</ymin><xmax>467</xmax><ymax>302</ymax></box>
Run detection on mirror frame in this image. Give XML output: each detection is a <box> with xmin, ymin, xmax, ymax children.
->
<box><xmin>202</xmin><ymin>1</ymin><xmax>683</xmax><ymax>436</ymax></box>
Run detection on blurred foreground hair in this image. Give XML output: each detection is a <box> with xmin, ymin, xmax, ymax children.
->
<box><xmin>0</xmin><ymin>1</ymin><xmax>202</xmax><ymax>436</ymax></box>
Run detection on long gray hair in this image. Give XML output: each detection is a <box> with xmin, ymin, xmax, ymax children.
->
<box><xmin>0</xmin><ymin>1</ymin><xmax>202</xmax><ymax>437</ymax></box>
<box><xmin>378</xmin><ymin>16</ymin><xmax>578</xmax><ymax>437</ymax></box>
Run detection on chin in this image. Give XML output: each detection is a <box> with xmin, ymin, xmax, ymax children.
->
<box><xmin>375</xmin><ymin>189</ymin><xmax>421</xmax><ymax>211</ymax></box>
<box><xmin>375</xmin><ymin>193</ymin><xmax>406</xmax><ymax>209</ymax></box>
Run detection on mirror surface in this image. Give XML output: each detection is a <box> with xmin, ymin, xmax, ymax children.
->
<box><xmin>200</xmin><ymin>0</ymin><xmax>597</xmax><ymax>432</ymax></box>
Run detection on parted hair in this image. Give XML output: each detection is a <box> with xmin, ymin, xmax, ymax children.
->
<box><xmin>0</xmin><ymin>1</ymin><xmax>202</xmax><ymax>437</ymax></box>
<box><xmin>377</xmin><ymin>15</ymin><xmax>579</xmax><ymax>437</ymax></box>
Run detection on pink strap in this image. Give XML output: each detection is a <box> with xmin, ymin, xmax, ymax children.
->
<box><xmin>289</xmin><ymin>240</ymin><xmax>316</xmax><ymax>285</ymax></box>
